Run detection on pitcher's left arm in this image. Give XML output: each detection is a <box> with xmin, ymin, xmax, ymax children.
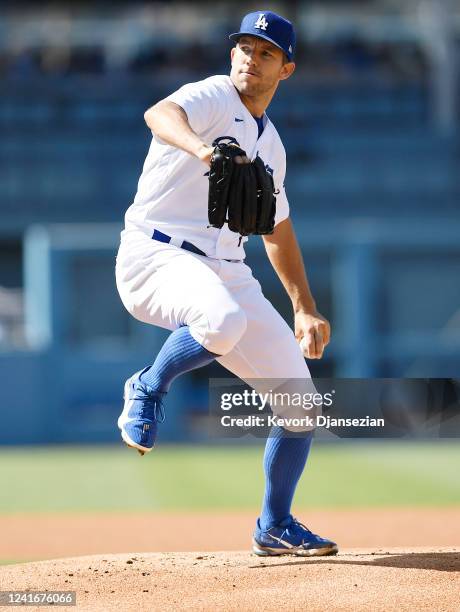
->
<box><xmin>262</xmin><ymin>217</ymin><xmax>330</xmax><ymax>359</ymax></box>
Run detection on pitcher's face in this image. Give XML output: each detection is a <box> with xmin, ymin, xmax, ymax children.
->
<box><xmin>230</xmin><ymin>35</ymin><xmax>295</xmax><ymax>99</ymax></box>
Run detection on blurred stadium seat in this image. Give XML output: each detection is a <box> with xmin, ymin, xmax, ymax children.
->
<box><xmin>0</xmin><ymin>2</ymin><xmax>458</xmax><ymax>443</ymax></box>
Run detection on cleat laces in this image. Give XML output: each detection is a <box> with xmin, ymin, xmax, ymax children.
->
<box><xmin>135</xmin><ymin>384</ymin><xmax>166</xmax><ymax>423</ymax></box>
<box><xmin>269</xmin><ymin>516</ymin><xmax>316</xmax><ymax>545</ymax></box>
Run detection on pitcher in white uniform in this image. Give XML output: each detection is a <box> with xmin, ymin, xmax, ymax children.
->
<box><xmin>116</xmin><ymin>10</ymin><xmax>338</xmax><ymax>557</ymax></box>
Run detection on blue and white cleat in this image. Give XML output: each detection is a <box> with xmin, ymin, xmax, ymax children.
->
<box><xmin>117</xmin><ymin>368</ymin><xmax>166</xmax><ymax>456</ymax></box>
<box><xmin>252</xmin><ymin>515</ymin><xmax>338</xmax><ymax>557</ymax></box>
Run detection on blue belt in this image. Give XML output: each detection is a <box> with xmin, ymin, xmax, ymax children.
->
<box><xmin>152</xmin><ymin>229</ymin><xmax>207</xmax><ymax>257</ymax></box>
<box><xmin>152</xmin><ymin>229</ymin><xmax>242</xmax><ymax>263</ymax></box>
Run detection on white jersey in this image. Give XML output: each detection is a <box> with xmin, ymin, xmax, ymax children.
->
<box><xmin>124</xmin><ymin>74</ymin><xmax>290</xmax><ymax>261</ymax></box>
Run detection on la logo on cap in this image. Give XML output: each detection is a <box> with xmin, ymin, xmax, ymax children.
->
<box><xmin>254</xmin><ymin>13</ymin><xmax>268</xmax><ymax>31</ymax></box>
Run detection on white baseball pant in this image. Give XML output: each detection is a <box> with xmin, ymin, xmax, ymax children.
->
<box><xmin>115</xmin><ymin>229</ymin><xmax>312</xmax><ymax>386</ymax></box>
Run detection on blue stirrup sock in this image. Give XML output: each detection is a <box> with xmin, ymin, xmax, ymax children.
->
<box><xmin>139</xmin><ymin>326</ymin><xmax>218</xmax><ymax>393</ymax></box>
<box><xmin>259</xmin><ymin>426</ymin><xmax>314</xmax><ymax>530</ymax></box>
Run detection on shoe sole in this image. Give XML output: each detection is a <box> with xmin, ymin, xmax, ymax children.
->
<box><xmin>117</xmin><ymin>378</ymin><xmax>153</xmax><ymax>456</ymax></box>
<box><xmin>252</xmin><ymin>539</ymin><xmax>338</xmax><ymax>557</ymax></box>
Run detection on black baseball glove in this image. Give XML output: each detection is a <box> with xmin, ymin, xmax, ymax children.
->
<box><xmin>208</xmin><ymin>140</ymin><xmax>276</xmax><ymax>240</ymax></box>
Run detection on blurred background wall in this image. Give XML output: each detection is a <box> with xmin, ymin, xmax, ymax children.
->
<box><xmin>0</xmin><ymin>0</ymin><xmax>459</xmax><ymax>444</ymax></box>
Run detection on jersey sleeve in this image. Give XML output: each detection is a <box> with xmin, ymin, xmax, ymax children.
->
<box><xmin>165</xmin><ymin>77</ymin><xmax>227</xmax><ymax>136</ymax></box>
<box><xmin>273</xmin><ymin>146</ymin><xmax>290</xmax><ymax>226</ymax></box>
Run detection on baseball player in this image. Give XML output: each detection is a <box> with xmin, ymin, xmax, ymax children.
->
<box><xmin>116</xmin><ymin>10</ymin><xmax>338</xmax><ymax>556</ymax></box>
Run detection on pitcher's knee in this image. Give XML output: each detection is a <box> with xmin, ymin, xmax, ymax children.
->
<box><xmin>204</xmin><ymin>305</ymin><xmax>247</xmax><ymax>355</ymax></box>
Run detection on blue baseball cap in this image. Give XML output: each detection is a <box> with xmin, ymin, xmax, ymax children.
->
<box><xmin>229</xmin><ymin>11</ymin><xmax>295</xmax><ymax>62</ymax></box>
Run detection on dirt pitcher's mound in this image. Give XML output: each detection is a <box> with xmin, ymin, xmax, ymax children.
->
<box><xmin>1</xmin><ymin>548</ymin><xmax>459</xmax><ymax>611</ymax></box>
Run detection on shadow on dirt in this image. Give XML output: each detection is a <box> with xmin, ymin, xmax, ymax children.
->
<box><xmin>249</xmin><ymin>551</ymin><xmax>460</xmax><ymax>572</ymax></box>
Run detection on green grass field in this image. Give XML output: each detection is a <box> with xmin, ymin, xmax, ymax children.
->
<box><xmin>0</xmin><ymin>441</ymin><xmax>459</xmax><ymax>513</ymax></box>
